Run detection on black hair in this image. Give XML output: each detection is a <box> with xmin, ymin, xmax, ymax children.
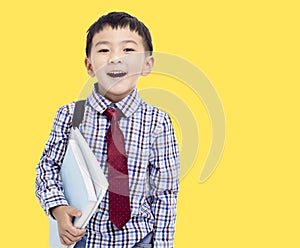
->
<box><xmin>86</xmin><ymin>12</ymin><xmax>153</xmax><ymax>57</ymax></box>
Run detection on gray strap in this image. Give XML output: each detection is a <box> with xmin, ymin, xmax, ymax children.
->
<box><xmin>72</xmin><ymin>100</ymin><xmax>86</xmax><ymax>128</ymax></box>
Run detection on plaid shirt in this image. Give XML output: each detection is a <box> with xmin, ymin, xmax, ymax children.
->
<box><xmin>35</xmin><ymin>86</ymin><xmax>180</xmax><ymax>247</ymax></box>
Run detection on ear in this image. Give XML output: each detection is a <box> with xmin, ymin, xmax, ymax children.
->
<box><xmin>84</xmin><ymin>57</ymin><xmax>95</xmax><ymax>77</ymax></box>
<box><xmin>141</xmin><ymin>55</ymin><xmax>154</xmax><ymax>76</ymax></box>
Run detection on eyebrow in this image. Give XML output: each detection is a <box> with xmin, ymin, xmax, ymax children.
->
<box><xmin>95</xmin><ymin>40</ymin><xmax>138</xmax><ymax>47</ymax></box>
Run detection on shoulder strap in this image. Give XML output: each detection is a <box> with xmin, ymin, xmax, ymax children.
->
<box><xmin>72</xmin><ymin>100</ymin><xmax>86</xmax><ymax>128</ymax></box>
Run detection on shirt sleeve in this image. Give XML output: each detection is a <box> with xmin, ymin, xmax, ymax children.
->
<box><xmin>35</xmin><ymin>104</ymin><xmax>74</xmax><ymax>216</ymax></box>
<box><xmin>149</xmin><ymin>113</ymin><xmax>180</xmax><ymax>248</ymax></box>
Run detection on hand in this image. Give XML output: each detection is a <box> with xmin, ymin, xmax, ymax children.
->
<box><xmin>51</xmin><ymin>205</ymin><xmax>86</xmax><ymax>246</ymax></box>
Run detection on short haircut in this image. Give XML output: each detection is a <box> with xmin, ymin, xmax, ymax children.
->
<box><xmin>86</xmin><ymin>12</ymin><xmax>153</xmax><ymax>57</ymax></box>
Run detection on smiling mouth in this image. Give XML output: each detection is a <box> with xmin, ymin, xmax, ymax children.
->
<box><xmin>107</xmin><ymin>70</ymin><xmax>127</xmax><ymax>78</ymax></box>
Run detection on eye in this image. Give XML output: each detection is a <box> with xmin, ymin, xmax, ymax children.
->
<box><xmin>98</xmin><ymin>49</ymin><xmax>109</xmax><ymax>53</ymax></box>
<box><xmin>123</xmin><ymin>48</ymin><xmax>135</xmax><ymax>53</ymax></box>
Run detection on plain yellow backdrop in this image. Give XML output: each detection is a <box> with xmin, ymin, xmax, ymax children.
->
<box><xmin>0</xmin><ymin>0</ymin><xmax>299</xmax><ymax>247</ymax></box>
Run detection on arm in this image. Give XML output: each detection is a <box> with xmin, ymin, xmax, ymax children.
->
<box><xmin>35</xmin><ymin>105</ymin><xmax>72</xmax><ymax>214</ymax></box>
<box><xmin>35</xmin><ymin>104</ymin><xmax>85</xmax><ymax>245</ymax></box>
<box><xmin>149</xmin><ymin>114</ymin><xmax>180</xmax><ymax>248</ymax></box>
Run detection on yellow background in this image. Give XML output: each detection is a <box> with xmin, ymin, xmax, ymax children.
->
<box><xmin>0</xmin><ymin>0</ymin><xmax>299</xmax><ymax>247</ymax></box>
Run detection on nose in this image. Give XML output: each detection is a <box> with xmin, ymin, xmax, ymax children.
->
<box><xmin>108</xmin><ymin>52</ymin><xmax>123</xmax><ymax>64</ymax></box>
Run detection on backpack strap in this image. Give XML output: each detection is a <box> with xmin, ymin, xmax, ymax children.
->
<box><xmin>72</xmin><ymin>100</ymin><xmax>86</xmax><ymax>128</ymax></box>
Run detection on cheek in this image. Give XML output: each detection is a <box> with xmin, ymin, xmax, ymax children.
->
<box><xmin>127</xmin><ymin>61</ymin><xmax>145</xmax><ymax>76</ymax></box>
<box><xmin>124</xmin><ymin>54</ymin><xmax>146</xmax><ymax>74</ymax></box>
<box><xmin>91</xmin><ymin>56</ymin><xmax>108</xmax><ymax>71</ymax></box>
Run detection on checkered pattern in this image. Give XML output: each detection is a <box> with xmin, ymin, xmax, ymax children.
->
<box><xmin>35</xmin><ymin>86</ymin><xmax>180</xmax><ymax>247</ymax></box>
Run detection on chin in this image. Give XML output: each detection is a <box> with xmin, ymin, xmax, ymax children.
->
<box><xmin>108</xmin><ymin>88</ymin><xmax>132</xmax><ymax>97</ymax></box>
<box><xmin>109</xmin><ymin>84</ymin><xmax>135</xmax><ymax>95</ymax></box>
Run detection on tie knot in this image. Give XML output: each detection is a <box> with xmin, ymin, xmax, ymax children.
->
<box><xmin>104</xmin><ymin>107</ymin><xmax>122</xmax><ymax>121</ymax></box>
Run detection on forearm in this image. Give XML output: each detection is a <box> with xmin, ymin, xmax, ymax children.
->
<box><xmin>151</xmin><ymin>189</ymin><xmax>178</xmax><ymax>248</ymax></box>
<box><xmin>35</xmin><ymin>156</ymin><xmax>68</xmax><ymax>216</ymax></box>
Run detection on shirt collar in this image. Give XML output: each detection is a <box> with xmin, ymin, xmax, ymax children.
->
<box><xmin>87</xmin><ymin>83</ymin><xmax>142</xmax><ymax>118</ymax></box>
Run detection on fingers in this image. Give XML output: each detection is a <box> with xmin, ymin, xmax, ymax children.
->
<box><xmin>67</xmin><ymin>206</ymin><xmax>82</xmax><ymax>218</ymax></box>
<box><xmin>59</xmin><ymin>227</ymin><xmax>86</xmax><ymax>246</ymax></box>
<box><xmin>52</xmin><ymin>205</ymin><xmax>86</xmax><ymax>246</ymax></box>
<box><xmin>59</xmin><ymin>222</ymin><xmax>86</xmax><ymax>245</ymax></box>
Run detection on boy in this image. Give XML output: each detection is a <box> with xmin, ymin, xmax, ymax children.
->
<box><xmin>35</xmin><ymin>12</ymin><xmax>180</xmax><ymax>248</ymax></box>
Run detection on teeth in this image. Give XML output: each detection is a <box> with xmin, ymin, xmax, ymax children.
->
<box><xmin>107</xmin><ymin>71</ymin><xmax>127</xmax><ymax>78</ymax></box>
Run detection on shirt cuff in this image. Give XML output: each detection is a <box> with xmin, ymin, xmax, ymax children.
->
<box><xmin>153</xmin><ymin>240</ymin><xmax>174</xmax><ymax>248</ymax></box>
<box><xmin>41</xmin><ymin>190</ymin><xmax>69</xmax><ymax>217</ymax></box>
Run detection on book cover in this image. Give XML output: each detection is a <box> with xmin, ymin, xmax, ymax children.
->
<box><xmin>49</xmin><ymin>128</ymin><xmax>108</xmax><ymax>248</ymax></box>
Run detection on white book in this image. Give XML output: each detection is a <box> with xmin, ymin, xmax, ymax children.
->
<box><xmin>49</xmin><ymin>128</ymin><xmax>108</xmax><ymax>248</ymax></box>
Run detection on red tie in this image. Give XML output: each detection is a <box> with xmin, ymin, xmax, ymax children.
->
<box><xmin>104</xmin><ymin>108</ymin><xmax>131</xmax><ymax>229</ymax></box>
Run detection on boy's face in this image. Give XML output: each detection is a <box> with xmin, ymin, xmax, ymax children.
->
<box><xmin>85</xmin><ymin>26</ymin><xmax>154</xmax><ymax>102</ymax></box>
